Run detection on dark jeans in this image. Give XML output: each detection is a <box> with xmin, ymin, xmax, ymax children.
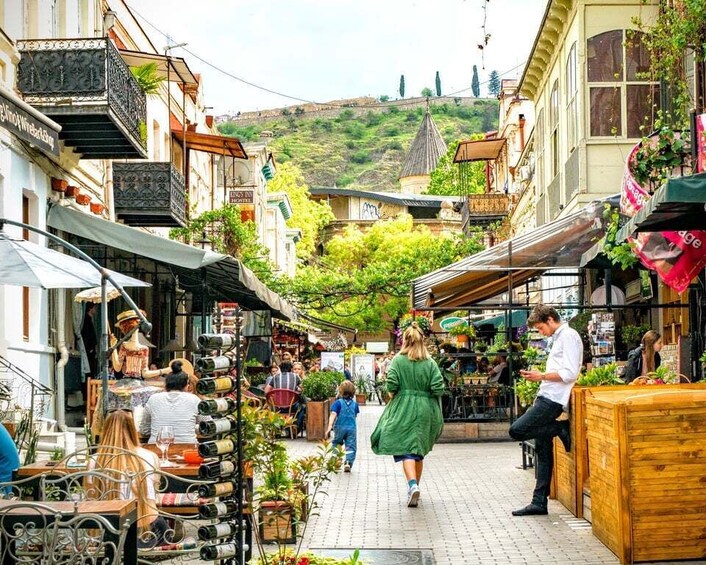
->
<box><xmin>509</xmin><ymin>396</ymin><xmax>564</xmax><ymax>508</ymax></box>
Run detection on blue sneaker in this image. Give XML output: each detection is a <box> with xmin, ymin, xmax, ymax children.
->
<box><xmin>407</xmin><ymin>484</ymin><xmax>420</xmax><ymax>507</ymax></box>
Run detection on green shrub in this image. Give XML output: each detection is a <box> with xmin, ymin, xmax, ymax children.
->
<box><xmin>350</xmin><ymin>150</ymin><xmax>370</xmax><ymax>164</ymax></box>
<box><xmin>302</xmin><ymin>371</ymin><xmax>342</xmax><ymax>401</ymax></box>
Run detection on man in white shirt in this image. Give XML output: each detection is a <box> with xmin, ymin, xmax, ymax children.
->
<box><xmin>509</xmin><ymin>304</ymin><xmax>583</xmax><ymax>516</ymax></box>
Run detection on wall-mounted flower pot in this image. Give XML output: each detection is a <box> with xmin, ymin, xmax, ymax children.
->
<box><xmin>51</xmin><ymin>178</ymin><xmax>68</xmax><ymax>192</ymax></box>
<box><xmin>65</xmin><ymin>186</ymin><xmax>80</xmax><ymax>198</ymax></box>
<box><xmin>90</xmin><ymin>202</ymin><xmax>105</xmax><ymax>215</ymax></box>
<box><xmin>75</xmin><ymin>194</ymin><xmax>91</xmax><ymax>205</ymax></box>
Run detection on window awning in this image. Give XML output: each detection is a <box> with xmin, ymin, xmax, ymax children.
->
<box><xmin>616</xmin><ymin>172</ymin><xmax>706</xmax><ymax>239</ymax></box>
<box><xmin>474</xmin><ymin>309</ymin><xmax>527</xmax><ymax>328</ymax></box>
<box><xmin>412</xmin><ymin>198</ymin><xmax>611</xmax><ymax>308</ymax></box>
<box><xmin>172</xmin><ymin>130</ymin><xmax>247</xmax><ymax>159</ymax></box>
<box><xmin>453</xmin><ymin>138</ymin><xmax>506</xmax><ymax>163</ymax></box>
<box><xmin>46</xmin><ymin>204</ymin><xmax>293</xmax><ymax>319</ymax></box>
<box><xmin>118</xmin><ymin>49</ymin><xmax>199</xmax><ymax>86</ymax></box>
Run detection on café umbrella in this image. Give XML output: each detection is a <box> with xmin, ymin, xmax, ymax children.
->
<box><xmin>0</xmin><ymin>232</ymin><xmax>149</xmax><ymax>289</ymax></box>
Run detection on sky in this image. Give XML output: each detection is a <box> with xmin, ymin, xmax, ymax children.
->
<box><xmin>127</xmin><ymin>0</ymin><xmax>547</xmax><ymax>115</ymax></box>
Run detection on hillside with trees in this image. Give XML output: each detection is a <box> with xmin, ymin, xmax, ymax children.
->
<box><xmin>218</xmin><ymin>99</ymin><xmax>498</xmax><ymax>192</ymax></box>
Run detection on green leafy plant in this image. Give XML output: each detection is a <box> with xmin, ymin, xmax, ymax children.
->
<box><xmin>620</xmin><ymin>324</ymin><xmax>651</xmax><ymax>349</ymax></box>
<box><xmin>50</xmin><ymin>447</ymin><xmax>65</xmax><ymax>461</ymax></box>
<box><xmin>448</xmin><ymin>323</ymin><xmax>476</xmax><ymax>338</ymax></box>
<box><xmin>629</xmin><ymin>122</ymin><xmax>690</xmax><ymax>192</ymax></box>
<box><xmin>399</xmin><ymin>312</ymin><xmax>433</xmax><ymax>335</ymax></box>
<box><xmin>301</xmin><ymin>371</ymin><xmax>341</xmax><ymax>401</ymax></box>
<box><xmin>577</xmin><ymin>363</ymin><xmax>624</xmax><ymax>387</ymax></box>
<box><xmin>601</xmin><ymin>204</ymin><xmax>637</xmax><ymax>270</ymax></box>
<box><xmin>700</xmin><ymin>350</ymin><xmax>706</xmax><ymax>366</ymax></box>
<box><xmin>355</xmin><ymin>378</ymin><xmax>368</xmax><ymax>395</ymax></box>
<box><xmin>129</xmin><ymin>62</ymin><xmax>165</xmax><ymax>95</ymax></box>
<box><xmin>137</xmin><ymin>120</ymin><xmax>147</xmax><ymax>144</ymax></box>
<box><xmin>249</xmin><ymin>372</ymin><xmax>269</xmax><ymax>387</ymax></box>
<box><xmin>515</xmin><ymin>379</ymin><xmax>540</xmax><ymax>407</ymax></box>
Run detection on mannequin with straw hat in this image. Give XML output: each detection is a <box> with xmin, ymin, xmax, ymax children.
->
<box><xmin>111</xmin><ymin>309</ymin><xmax>150</xmax><ymax>379</ymax></box>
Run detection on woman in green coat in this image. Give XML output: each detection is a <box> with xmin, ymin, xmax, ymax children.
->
<box><xmin>370</xmin><ymin>322</ymin><xmax>444</xmax><ymax>507</ymax></box>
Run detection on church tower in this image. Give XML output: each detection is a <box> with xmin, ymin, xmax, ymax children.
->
<box><xmin>398</xmin><ymin>109</ymin><xmax>447</xmax><ymax>194</ymax></box>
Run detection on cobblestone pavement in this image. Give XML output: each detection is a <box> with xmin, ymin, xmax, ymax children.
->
<box><xmin>284</xmin><ymin>404</ymin><xmax>623</xmax><ymax>565</ymax></box>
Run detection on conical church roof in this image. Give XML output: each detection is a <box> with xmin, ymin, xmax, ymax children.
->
<box><xmin>399</xmin><ymin>110</ymin><xmax>447</xmax><ymax>179</ymax></box>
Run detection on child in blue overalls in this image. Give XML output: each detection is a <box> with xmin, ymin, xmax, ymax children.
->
<box><xmin>326</xmin><ymin>380</ymin><xmax>360</xmax><ymax>472</ymax></box>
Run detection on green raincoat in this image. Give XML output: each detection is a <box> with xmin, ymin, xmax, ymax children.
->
<box><xmin>370</xmin><ymin>354</ymin><xmax>445</xmax><ymax>456</ymax></box>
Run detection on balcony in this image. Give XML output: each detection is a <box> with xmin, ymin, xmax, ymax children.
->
<box><xmin>462</xmin><ymin>193</ymin><xmax>509</xmax><ymax>233</ymax></box>
<box><xmin>16</xmin><ymin>38</ymin><xmax>147</xmax><ymax>159</ymax></box>
<box><xmin>113</xmin><ymin>162</ymin><xmax>186</xmax><ymax>227</ymax></box>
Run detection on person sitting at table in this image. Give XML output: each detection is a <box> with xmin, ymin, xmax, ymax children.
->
<box><xmin>264</xmin><ymin>361</ymin><xmax>305</xmax><ymax>434</ymax></box>
<box><xmin>477</xmin><ymin>356</ymin><xmax>490</xmax><ymax>374</ymax></box>
<box><xmin>0</xmin><ymin>424</ymin><xmax>19</xmax><ymax>485</ymax></box>
<box><xmin>139</xmin><ymin>361</ymin><xmax>201</xmax><ymax>444</ymax></box>
<box><xmin>88</xmin><ymin>409</ymin><xmax>168</xmax><ymax>548</ymax></box>
<box><xmin>488</xmin><ymin>354</ymin><xmax>510</xmax><ymax>385</ymax></box>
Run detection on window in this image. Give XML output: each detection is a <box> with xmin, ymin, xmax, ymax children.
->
<box><xmin>549</xmin><ymin>81</ymin><xmax>559</xmax><ymax>178</ymax></box>
<box><xmin>536</xmin><ymin>109</ymin><xmax>544</xmax><ymax>187</ymax></box>
<box><xmin>566</xmin><ymin>43</ymin><xmax>578</xmax><ymax>152</ymax></box>
<box><xmin>588</xmin><ymin>30</ymin><xmax>658</xmax><ymax>138</ymax></box>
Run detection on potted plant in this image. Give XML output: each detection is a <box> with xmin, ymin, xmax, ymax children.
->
<box><xmin>448</xmin><ymin>323</ymin><xmax>476</xmax><ymax>348</ymax></box>
<box><xmin>301</xmin><ymin>371</ymin><xmax>339</xmax><ymax>441</ymax></box>
<box><xmin>354</xmin><ymin>378</ymin><xmax>367</xmax><ymax>405</ymax></box>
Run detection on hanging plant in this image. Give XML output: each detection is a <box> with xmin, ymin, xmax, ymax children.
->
<box><xmin>629</xmin><ymin>120</ymin><xmax>691</xmax><ymax>192</ymax></box>
<box><xmin>129</xmin><ymin>62</ymin><xmax>165</xmax><ymax>95</ymax></box>
<box><xmin>601</xmin><ymin>204</ymin><xmax>638</xmax><ymax>270</ymax></box>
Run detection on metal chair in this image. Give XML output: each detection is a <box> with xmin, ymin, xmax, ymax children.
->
<box><xmin>265</xmin><ymin>389</ymin><xmax>301</xmax><ymax>439</ymax></box>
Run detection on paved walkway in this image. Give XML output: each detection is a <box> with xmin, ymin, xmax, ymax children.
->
<box><xmin>287</xmin><ymin>403</ymin><xmax>621</xmax><ymax>565</ymax></box>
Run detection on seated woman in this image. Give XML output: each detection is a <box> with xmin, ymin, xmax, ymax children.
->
<box><xmin>89</xmin><ymin>409</ymin><xmax>168</xmax><ymax>548</ymax></box>
<box><xmin>140</xmin><ymin>361</ymin><xmax>201</xmax><ymax>444</ymax></box>
<box><xmin>488</xmin><ymin>355</ymin><xmax>509</xmax><ymax>384</ymax></box>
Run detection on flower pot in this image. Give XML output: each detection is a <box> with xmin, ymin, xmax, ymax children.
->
<box><xmin>51</xmin><ymin>178</ymin><xmax>68</xmax><ymax>192</ymax></box>
<box><xmin>65</xmin><ymin>186</ymin><xmax>80</xmax><ymax>198</ymax></box>
<box><xmin>355</xmin><ymin>393</ymin><xmax>367</xmax><ymax>405</ymax></box>
<box><xmin>455</xmin><ymin>334</ymin><xmax>469</xmax><ymax>347</ymax></box>
<box><xmin>75</xmin><ymin>194</ymin><xmax>90</xmax><ymax>205</ymax></box>
<box><xmin>259</xmin><ymin>500</ymin><xmax>296</xmax><ymax>544</ymax></box>
<box><xmin>89</xmin><ymin>202</ymin><xmax>105</xmax><ymax>215</ymax></box>
<box><xmin>305</xmin><ymin>399</ymin><xmax>330</xmax><ymax>441</ymax></box>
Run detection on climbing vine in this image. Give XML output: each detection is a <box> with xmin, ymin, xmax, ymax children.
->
<box><xmin>602</xmin><ymin>204</ymin><xmax>638</xmax><ymax>270</ymax></box>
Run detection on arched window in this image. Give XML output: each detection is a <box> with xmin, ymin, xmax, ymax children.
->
<box><xmin>566</xmin><ymin>43</ymin><xmax>578</xmax><ymax>152</ymax></box>
<box><xmin>587</xmin><ymin>30</ymin><xmax>657</xmax><ymax>138</ymax></box>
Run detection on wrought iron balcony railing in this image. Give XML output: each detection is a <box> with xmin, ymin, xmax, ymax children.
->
<box><xmin>16</xmin><ymin>38</ymin><xmax>147</xmax><ymax>159</ymax></box>
<box><xmin>113</xmin><ymin>162</ymin><xmax>186</xmax><ymax>227</ymax></box>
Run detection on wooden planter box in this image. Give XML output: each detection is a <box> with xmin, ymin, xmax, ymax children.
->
<box><xmin>259</xmin><ymin>500</ymin><xmax>296</xmax><ymax>544</ymax></box>
<box><xmin>552</xmin><ymin>383</ymin><xmax>706</xmax><ymax>519</ymax></box>
<box><xmin>586</xmin><ymin>388</ymin><xmax>706</xmax><ymax>564</ymax></box>
<box><xmin>306</xmin><ymin>399</ymin><xmax>330</xmax><ymax>441</ymax></box>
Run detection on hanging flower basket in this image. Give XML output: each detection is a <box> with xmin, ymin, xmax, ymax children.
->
<box><xmin>89</xmin><ymin>202</ymin><xmax>105</xmax><ymax>215</ymax></box>
<box><xmin>51</xmin><ymin>178</ymin><xmax>68</xmax><ymax>192</ymax></box>
<box><xmin>65</xmin><ymin>186</ymin><xmax>80</xmax><ymax>198</ymax></box>
<box><xmin>75</xmin><ymin>194</ymin><xmax>90</xmax><ymax>205</ymax></box>
<box><xmin>397</xmin><ymin>312</ymin><xmax>433</xmax><ymax>339</ymax></box>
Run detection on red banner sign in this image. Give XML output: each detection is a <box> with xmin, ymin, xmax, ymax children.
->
<box><xmin>621</xmin><ymin>143</ymin><xmax>706</xmax><ymax>294</ymax></box>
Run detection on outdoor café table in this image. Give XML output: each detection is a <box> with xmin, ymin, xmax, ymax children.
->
<box><xmin>0</xmin><ymin>498</ymin><xmax>137</xmax><ymax>565</ymax></box>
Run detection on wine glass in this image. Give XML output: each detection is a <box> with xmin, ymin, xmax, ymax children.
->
<box><xmin>155</xmin><ymin>426</ymin><xmax>175</xmax><ymax>467</ymax></box>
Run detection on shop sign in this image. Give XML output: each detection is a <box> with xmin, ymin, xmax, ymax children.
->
<box><xmin>366</xmin><ymin>341</ymin><xmax>389</xmax><ymax>353</ymax></box>
<box><xmin>697</xmin><ymin>113</ymin><xmax>706</xmax><ymax>173</ymax></box>
<box><xmin>0</xmin><ymin>89</ymin><xmax>60</xmax><ymax>156</ymax></box>
<box><xmin>229</xmin><ymin>189</ymin><xmax>254</xmax><ymax>204</ymax></box>
<box><xmin>439</xmin><ymin>316</ymin><xmax>466</xmax><ymax>331</ymax></box>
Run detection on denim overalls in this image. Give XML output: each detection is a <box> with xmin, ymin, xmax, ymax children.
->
<box><xmin>333</xmin><ymin>399</ymin><xmax>358</xmax><ymax>465</ymax></box>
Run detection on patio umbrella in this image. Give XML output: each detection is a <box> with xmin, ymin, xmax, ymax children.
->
<box><xmin>74</xmin><ymin>285</ymin><xmax>122</xmax><ymax>303</ymax></box>
<box><xmin>0</xmin><ymin>233</ymin><xmax>150</xmax><ymax>289</ymax></box>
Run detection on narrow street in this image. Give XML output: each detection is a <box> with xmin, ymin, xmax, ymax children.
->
<box><xmin>287</xmin><ymin>404</ymin><xmax>621</xmax><ymax>565</ymax></box>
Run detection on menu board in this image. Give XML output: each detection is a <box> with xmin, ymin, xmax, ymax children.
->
<box><xmin>589</xmin><ymin>312</ymin><xmax>616</xmax><ymax>367</ymax></box>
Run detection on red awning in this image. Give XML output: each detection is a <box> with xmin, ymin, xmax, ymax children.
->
<box><xmin>172</xmin><ymin>130</ymin><xmax>247</xmax><ymax>159</ymax></box>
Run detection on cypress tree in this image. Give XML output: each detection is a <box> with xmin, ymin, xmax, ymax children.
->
<box><xmin>399</xmin><ymin>74</ymin><xmax>405</xmax><ymax>98</ymax></box>
<box><xmin>472</xmin><ymin>65</ymin><xmax>480</xmax><ymax>98</ymax></box>
<box><xmin>435</xmin><ymin>71</ymin><xmax>442</xmax><ymax>96</ymax></box>
<box><xmin>488</xmin><ymin>70</ymin><xmax>501</xmax><ymax>97</ymax></box>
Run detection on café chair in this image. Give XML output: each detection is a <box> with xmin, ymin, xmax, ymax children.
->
<box><xmin>265</xmin><ymin>389</ymin><xmax>301</xmax><ymax>439</ymax></box>
<box><xmin>40</xmin><ymin>469</ymin><xmax>133</xmax><ymax>503</ymax></box>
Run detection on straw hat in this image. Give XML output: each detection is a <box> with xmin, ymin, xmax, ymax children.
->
<box><xmin>115</xmin><ymin>309</ymin><xmax>147</xmax><ymax>327</ymax></box>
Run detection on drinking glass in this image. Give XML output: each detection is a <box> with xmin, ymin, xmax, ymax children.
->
<box><xmin>156</xmin><ymin>426</ymin><xmax>175</xmax><ymax>467</ymax></box>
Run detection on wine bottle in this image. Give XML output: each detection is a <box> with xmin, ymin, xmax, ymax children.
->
<box><xmin>198</xmin><ymin>480</ymin><xmax>238</xmax><ymax>498</ymax></box>
<box><xmin>198</xmin><ymin>438</ymin><xmax>235</xmax><ymax>457</ymax></box>
<box><xmin>197</xmin><ymin>522</ymin><xmax>237</xmax><ymax>541</ymax></box>
<box><xmin>196</xmin><ymin>376</ymin><xmax>236</xmax><ymax>395</ymax></box>
<box><xmin>198</xmin><ymin>333</ymin><xmax>237</xmax><ymax>350</ymax></box>
<box><xmin>199</xmin><ymin>500</ymin><xmax>238</xmax><ymax>519</ymax></box>
<box><xmin>198</xmin><ymin>397</ymin><xmax>237</xmax><ymax>416</ymax></box>
<box><xmin>200</xmin><ymin>542</ymin><xmax>240</xmax><ymax>560</ymax></box>
<box><xmin>195</xmin><ymin>355</ymin><xmax>234</xmax><ymax>373</ymax></box>
<box><xmin>199</xmin><ymin>460</ymin><xmax>236</xmax><ymax>479</ymax></box>
<box><xmin>199</xmin><ymin>416</ymin><xmax>238</xmax><ymax>436</ymax></box>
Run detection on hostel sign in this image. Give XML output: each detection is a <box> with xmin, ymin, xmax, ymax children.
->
<box><xmin>0</xmin><ymin>89</ymin><xmax>60</xmax><ymax>156</ymax></box>
<box><xmin>229</xmin><ymin>190</ymin><xmax>254</xmax><ymax>204</ymax></box>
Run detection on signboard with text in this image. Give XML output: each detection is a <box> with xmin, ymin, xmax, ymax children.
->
<box><xmin>0</xmin><ymin>89</ymin><xmax>60</xmax><ymax>156</ymax></box>
<box><xmin>229</xmin><ymin>189</ymin><xmax>254</xmax><ymax>204</ymax></box>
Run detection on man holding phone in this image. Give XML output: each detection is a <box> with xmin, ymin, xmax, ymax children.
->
<box><xmin>509</xmin><ymin>304</ymin><xmax>583</xmax><ymax>516</ymax></box>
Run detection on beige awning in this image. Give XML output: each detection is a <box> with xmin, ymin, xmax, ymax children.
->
<box><xmin>119</xmin><ymin>49</ymin><xmax>199</xmax><ymax>86</ymax></box>
<box><xmin>454</xmin><ymin>138</ymin><xmax>507</xmax><ymax>163</ymax></box>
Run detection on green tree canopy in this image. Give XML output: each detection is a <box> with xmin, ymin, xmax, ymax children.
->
<box><xmin>426</xmin><ymin>137</ymin><xmax>486</xmax><ymax>196</ymax></box>
<box><xmin>284</xmin><ymin>214</ymin><xmax>484</xmax><ymax>332</ymax></box>
<box><xmin>488</xmin><ymin>70</ymin><xmax>501</xmax><ymax>97</ymax></box>
<box><xmin>266</xmin><ymin>162</ymin><xmax>334</xmax><ymax>259</ymax></box>
<box><xmin>472</xmin><ymin>65</ymin><xmax>480</xmax><ymax>98</ymax></box>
